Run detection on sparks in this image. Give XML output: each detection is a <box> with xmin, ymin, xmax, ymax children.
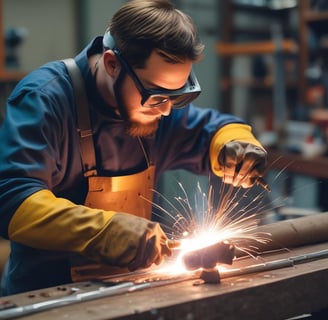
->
<box><xmin>148</xmin><ymin>178</ymin><xmax>275</xmax><ymax>275</ymax></box>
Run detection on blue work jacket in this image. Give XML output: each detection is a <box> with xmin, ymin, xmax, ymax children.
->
<box><xmin>0</xmin><ymin>37</ymin><xmax>244</xmax><ymax>295</ymax></box>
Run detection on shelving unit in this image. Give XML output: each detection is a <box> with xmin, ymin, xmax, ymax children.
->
<box><xmin>298</xmin><ymin>0</ymin><xmax>328</xmax><ymax>106</ymax></box>
<box><xmin>216</xmin><ymin>39</ymin><xmax>298</xmax><ymax>126</ymax></box>
<box><xmin>217</xmin><ymin>0</ymin><xmax>298</xmax><ymax>126</ymax></box>
<box><xmin>217</xmin><ymin>0</ymin><xmax>328</xmax><ymax>182</ymax></box>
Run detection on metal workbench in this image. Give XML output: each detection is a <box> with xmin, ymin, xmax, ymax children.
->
<box><xmin>1</xmin><ymin>242</ymin><xmax>328</xmax><ymax>320</ymax></box>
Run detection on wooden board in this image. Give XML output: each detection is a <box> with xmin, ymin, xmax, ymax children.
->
<box><xmin>1</xmin><ymin>242</ymin><xmax>328</xmax><ymax>320</ymax></box>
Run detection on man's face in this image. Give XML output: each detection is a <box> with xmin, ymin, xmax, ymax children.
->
<box><xmin>116</xmin><ymin>51</ymin><xmax>193</xmax><ymax>137</ymax></box>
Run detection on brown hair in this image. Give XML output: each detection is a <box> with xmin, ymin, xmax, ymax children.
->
<box><xmin>108</xmin><ymin>0</ymin><xmax>204</xmax><ymax>67</ymax></box>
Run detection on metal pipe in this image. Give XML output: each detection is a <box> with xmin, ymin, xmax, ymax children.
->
<box><xmin>236</xmin><ymin>212</ymin><xmax>328</xmax><ymax>257</ymax></box>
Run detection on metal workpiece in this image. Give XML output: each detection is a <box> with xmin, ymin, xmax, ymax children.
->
<box><xmin>182</xmin><ymin>241</ymin><xmax>235</xmax><ymax>271</ymax></box>
<box><xmin>180</xmin><ymin>241</ymin><xmax>235</xmax><ymax>284</ymax></box>
<box><xmin>199</xmin><ymin>268</ymin><xmax>221</xmax><ymax>284</ymax></box>
<box><xmin>236</xmin><ymin>211</ymin><xmax>328</xmax><ymax>257</ymax></box>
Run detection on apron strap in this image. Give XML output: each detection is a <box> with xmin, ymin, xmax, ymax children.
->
<box><xmin>63</xmin><ymin>58</ymin><xmax>97</xmax><ymax>177</ymax></box>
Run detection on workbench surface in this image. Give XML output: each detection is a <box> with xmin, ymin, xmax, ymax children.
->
<box><xmin>1</xmin><ymin>242</ymin><xmax>328</xmax><ymax>320</ymax></box>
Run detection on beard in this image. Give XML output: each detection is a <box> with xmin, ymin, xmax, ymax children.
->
<box><xmin>114</xmin><ymin>71</ymin><xmax>160</xmax><ymax>137</ymax></box>
<box><xmin>125</xmin><ymin>118</ymin><xmax>159</xmax><ymax>137</ymax></box>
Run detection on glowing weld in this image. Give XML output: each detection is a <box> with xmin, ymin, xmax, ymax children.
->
<box><xmin>143</xmin><ymin>180</ymin><xmax>274</xmax><ymax>275</ymax></box>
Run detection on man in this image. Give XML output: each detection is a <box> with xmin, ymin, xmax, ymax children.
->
<box><xmin>0</xmin><ymin>0</ymin><xmax>267</xmax><ymax>295</ymax></box>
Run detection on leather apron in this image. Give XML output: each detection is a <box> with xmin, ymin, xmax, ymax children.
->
<box><xmin>84</xmin><ymin>165</ymin><xmax>155</xmax><ymax>220</ymax></box>
<box><xmin>71</xmin><ymin>167</ymin><xmax>156</xmax><ymax>281</ymax></box>
<box><xmin>64</xmin><ymin>59</ymin><xmax>155</xmax><ymax>281</ymax></box>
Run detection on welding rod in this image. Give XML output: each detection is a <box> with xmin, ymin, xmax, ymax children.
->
<box><xmin>256</xmin><ymin>177</ymin><xmax>271</xmax><ymax>192</ymax></box>
<box><xmin>221</xmin><ymin>258</ymin><xmax>292</xmax><ymax>278</ymax></box>
<box><xmin>221</xmin><ymin>248</ymin><xmax>328</xmax><ymax>279</ymax></box>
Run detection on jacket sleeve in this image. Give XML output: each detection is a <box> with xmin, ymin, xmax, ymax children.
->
<box><xmin>8</xmin><ymin>189</ymin><xmax>115</xmax><ymax>252</ymax></box>
<box><xmin>154</xmin><ymin>104</ymin><xmax>260</xmax><ymax>176</ymax></box>
<box><xmin>8</xmin><ymin>189</ymin><xmax>169</xmax><ymax>268</ymax></box>
<box><xmin>0</xmin><ymin>62</ymin><xmax>84</xmax><ymax>238</ymax></box>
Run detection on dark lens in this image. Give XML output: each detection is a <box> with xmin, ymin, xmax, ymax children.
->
<box><xmin>144</xmin><ymin>95</ymin><xmax>170</xmax><ymax>107</ymax></box>
<box><xmin>171</xmin><ymin>92</ymin><xmax>200</xmax><ymax>109</ymax></box>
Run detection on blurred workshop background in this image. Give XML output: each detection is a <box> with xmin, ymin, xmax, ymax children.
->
<box><xmin>1</xmin><ymin>0</ymin><xmax>328</xmax><ymax>273</ymax></box>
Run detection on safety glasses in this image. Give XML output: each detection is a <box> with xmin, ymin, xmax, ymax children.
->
<box><xmin>113</xmin><ymin>48</ymin><xmax>201</xmax><ymax>109</ymax></box>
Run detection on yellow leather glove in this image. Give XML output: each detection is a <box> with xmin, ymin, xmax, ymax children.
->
<box><xmin>84</xmin><ymin>212</ymin><xmax>172</xmax><ymax>271</ymax></box>
<box><xmin>210</xmin><ymin>123</ymin><xmax>267</xmax><ymax>188</ymax></box>
<box><xmin>8</xmin><ymin>189</ymin><xmax>171</xmax><ymax>270</ymax></box>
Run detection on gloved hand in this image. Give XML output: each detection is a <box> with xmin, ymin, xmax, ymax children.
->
<box><xmin>218</xmin><ymin>141</ymin><xmax>267</xmax><ymax>188</ymax></box>
<box><xmin>84</xmin><ymin>212</ymin><xmax>172</xmax><ymax>271</ymax></box>
<box><xmin>9</xmin><ymin>190</ymin><xmax>172</xmax><ymax>272</ymax></box>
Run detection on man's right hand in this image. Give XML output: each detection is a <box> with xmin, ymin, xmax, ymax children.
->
<box><xmin>9</xmin><ymin>190</ymin><xmax>171</xmax><ymax>271</ymax></box>
<box><xmin>84</xmin><ymin>212</ymin><xmax>172</xmax><ymax>270</ymax></box>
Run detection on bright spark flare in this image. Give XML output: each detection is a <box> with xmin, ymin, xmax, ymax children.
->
<box><xmin>149</xmin><ymin>179</ymin><xmax>274</xmax><ymax>274</ymax></box>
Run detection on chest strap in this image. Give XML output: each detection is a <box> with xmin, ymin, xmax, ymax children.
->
<box><xmin>63</xmin><ymin>58</ymin><xmax>97</xmax><ymax>177</ymax></box>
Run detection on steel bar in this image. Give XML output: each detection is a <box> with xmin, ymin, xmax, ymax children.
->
<box><xmin>222</xmin><ymin>248</ymin><xmax>328</xmax><ymax>278</ymax></box>
<box><xmin>0</xmin><ymin>274</ymin><xmax>197</xmax><ymax>320</ymax></box>
<box><xmin>0</xmin><ymin>282</ymin><xmax>135</xmax><ymax>320</ymax></box>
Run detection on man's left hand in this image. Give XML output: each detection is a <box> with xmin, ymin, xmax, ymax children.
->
<box><xmin>218</xmin><ymin>141</ymin><xmax>267</xmax><ymax>188</ymax></box>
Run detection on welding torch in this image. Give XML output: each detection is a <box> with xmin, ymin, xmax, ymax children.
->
<box><xmin>166</xmin><ymin>239</ymin><xmax>235</xmax><ymax>268</ymax></box>
<box><xmin>166</xmin><ymin>239</ymin><xmax>235</xmax><ymax>284</ymax></box>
